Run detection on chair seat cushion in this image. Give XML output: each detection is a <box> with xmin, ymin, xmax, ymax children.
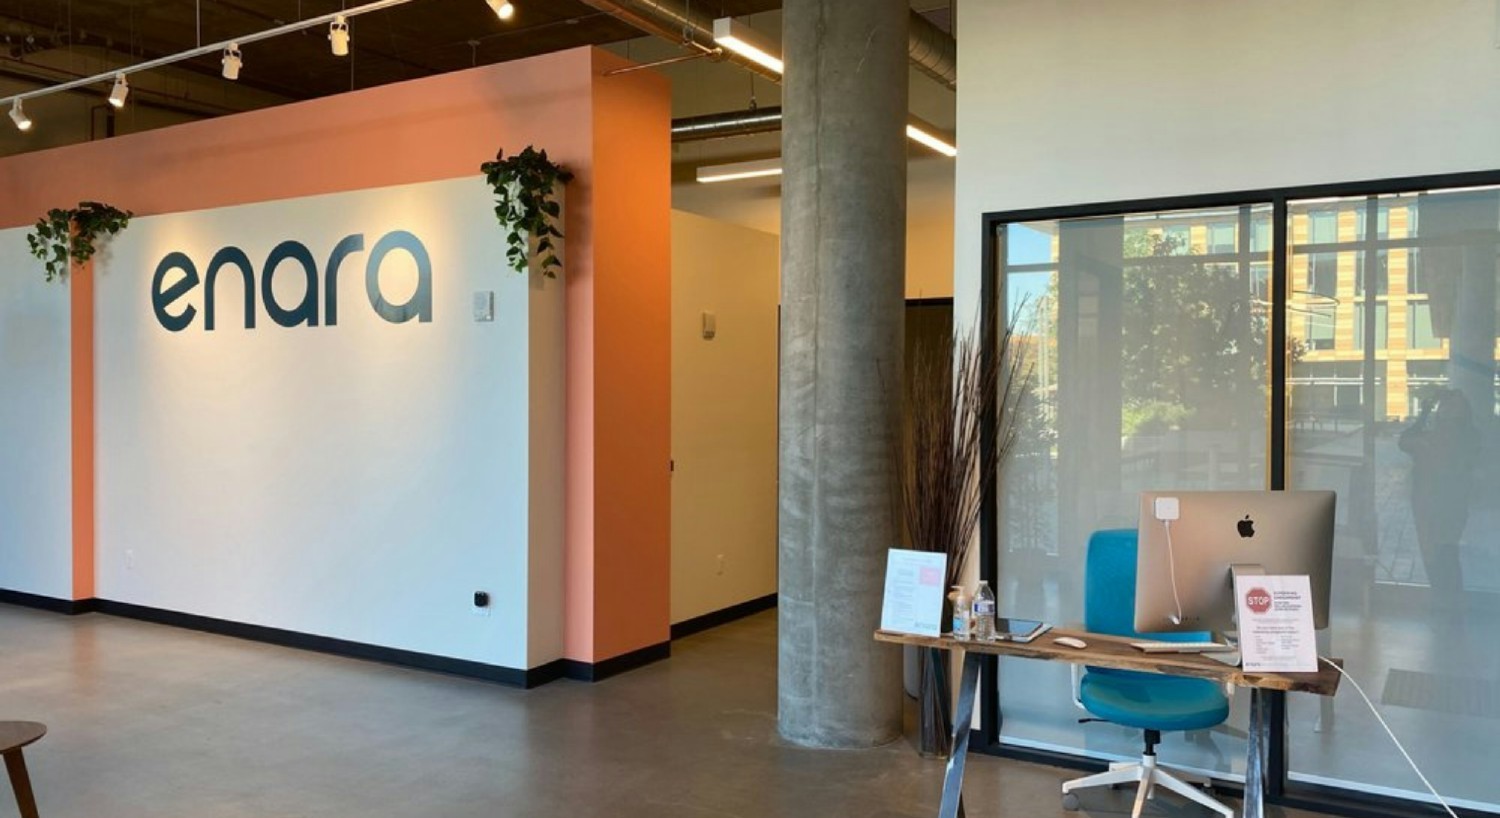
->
<box><xmin>1079</xmin><ymin>670</ymin><xmax>1229</xmax><ymax>732</ymax></box>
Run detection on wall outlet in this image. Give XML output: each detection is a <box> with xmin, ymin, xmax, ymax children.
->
<box><xmin>1154</xmin><ymin>497</ymin><xmax>1180</xmax><ymax>522</ymax></box>
<box><xmin>125</xmin><ymin>549</ymin><xmax>136</xmax><ymax>570</ymax></box>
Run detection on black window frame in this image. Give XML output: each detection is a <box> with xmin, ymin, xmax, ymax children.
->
<box><xmin>978</xmin><ymin>168</ymin><xmax>1500</xmax><ymax>818</ymax></box>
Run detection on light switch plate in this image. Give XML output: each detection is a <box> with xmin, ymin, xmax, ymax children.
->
<box><xmin>473</xmin><ymin>291</ymin><xmax>495</xmax><ymax>322</ymax></box>
<box><xmin>701</xmin><ymin>311</ymin><xmax>716</xmax><ymax>340</ymax></box>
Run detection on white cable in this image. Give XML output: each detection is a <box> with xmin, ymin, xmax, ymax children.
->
<box><xmin>1164</xmin><ymin>519</ymin><xmax>1184</xmax><ymax>625</ymax></box>
<box><xmin>1318</xmin><ymin>657</ymin><xmax>1459</xmax><ymax>818</ymax></box>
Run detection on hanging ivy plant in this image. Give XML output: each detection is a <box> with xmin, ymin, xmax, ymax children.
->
<box><xmin>480</xmin><ymin>146</ymin><xmax>573</xmax><ymax>278</ymax></box>
<box><xmin>27</xmin><ymin>201</ymin><xmax>133</xmax><ymax>282</ymax></box>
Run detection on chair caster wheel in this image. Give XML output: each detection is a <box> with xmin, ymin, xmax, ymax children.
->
<box><xmin>1062</xmin><ymin>792</ymin><xmax>1081</xmax><ymax>811</ymax></box>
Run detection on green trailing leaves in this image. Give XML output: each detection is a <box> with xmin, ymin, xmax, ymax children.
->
<box><xmin>480</xmin><ymin>146</ymin><xmax>573</xmax><ymax>278</ymax></box>
<box><xmin>27</xmin><ymin>201</ymin><xmax>133</xmax><ymax>282</ymax></box>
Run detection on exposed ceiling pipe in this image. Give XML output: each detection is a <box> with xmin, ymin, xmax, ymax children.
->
<box><xmin>671</xmin><ymin>105</ymin><xmax>781</xmax><ymax>142</ymax></box>
<box><xmin>581</xmin><ymin>0</ymin><xmax>957</xmax><ymax>89</ymax></box>
<box><xmin>908</xmin><ymin>12</ymin><xmax>957</xmax><ymax>90</ymax></box>
<box><xmin>576</xmin><ymin>0</ymin><xmax>780</xmax><ymax>81</ymax></box>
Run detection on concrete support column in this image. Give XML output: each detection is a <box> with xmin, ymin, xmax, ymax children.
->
<box><xmin>777</xmin><ymin>0</ymin><xmax>909</xmax><ymax>748</ymax></box>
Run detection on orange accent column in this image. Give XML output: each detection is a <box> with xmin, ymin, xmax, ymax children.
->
<box><xmin>70</xmin><ymin>260</ymin><xmax>95</xmax><ymax>601</ymax></box>
<box><xmin>562</xmin><ymin>52</ymin><xmax>673</xmax><ymax>663</ymax></box>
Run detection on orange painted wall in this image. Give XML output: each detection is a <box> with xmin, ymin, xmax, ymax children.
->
<box><xmin>69</xmin><ymin>259</ymin><xmax>94</xmax><ymax>601</ymax></box>
<box><xmin>0</xmin><ymin>46</ymin><xmax>672</xmax><ymax>666</ymax></box>
<box><xmin>585</xmin><ymin>51</ymin><xmax>673</xmax><ymax>662</ymax></box>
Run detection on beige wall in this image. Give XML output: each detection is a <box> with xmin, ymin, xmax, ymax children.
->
<box><xmin>670</xmin><ymin>210</ymin><xmax>779</xmax><ymax>624</ymax></box>
<box><xmin>670</xmin><ymin>153</ymin><xmax>955</xmax><ymax>301</ymax></box>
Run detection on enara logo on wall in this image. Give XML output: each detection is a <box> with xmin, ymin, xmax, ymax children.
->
<box><xmin>150</xmin><ymin>230</ymin><xmax>433</xmax><ymax>332</ymax></box>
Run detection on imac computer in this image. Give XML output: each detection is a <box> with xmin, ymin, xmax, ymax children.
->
<box><xmin>1134</xmin><ymin>490</ymin><xmax>1336</xmax><ymax>634</ymax></box>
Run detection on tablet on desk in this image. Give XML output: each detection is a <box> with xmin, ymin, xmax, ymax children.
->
<box><xmin>994</xmin><ymin>618</ymin><xmax>1050</xmax><ymax>643</ymax></box>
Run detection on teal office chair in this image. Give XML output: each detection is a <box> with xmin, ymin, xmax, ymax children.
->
<box><xmin>1060</xmin><ymin>529</ymin><xmax>1234</xmax><ymax>818</ymax></box>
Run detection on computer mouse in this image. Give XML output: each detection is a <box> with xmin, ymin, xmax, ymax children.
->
<box><xmin>1052</xmin><ymin>636</ymin><xmax>1088</xmax><ymax>649</ymax></box>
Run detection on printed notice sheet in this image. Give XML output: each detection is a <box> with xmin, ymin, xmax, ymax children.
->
<box><xmin>880</xmin><ymin>549</ymin><xmax>948</xmax><ymax>637</ymax></box>
<box><xmin>1234</xmin><ymin>574</ymin><xmax>1318</xmax><ymax>673</ymax></box>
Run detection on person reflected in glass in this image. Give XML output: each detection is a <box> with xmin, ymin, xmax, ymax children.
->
<box><xmin>1399</xmin><ymin>388</ymin><xmax>1480</xmax><ymax>602</ymax></box>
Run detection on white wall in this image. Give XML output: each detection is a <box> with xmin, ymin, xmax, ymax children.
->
<box><xmin>670</xmin><ymin>210</ymin><xmax>779</xmax><ymax>624</ymax></box>
<box><xmin>955</xmin><ymin>0</ymin><xmax>1500</xmax><ymax>315</ymax></box>
<box><xmin>0</xmin><ymin>228</ymin><xmax>73</xmax><ymax>598</ymax></box>
<box><xmin>92</xmin><ymin>176</ymin><xmax>563</xmax><ymax>670</ymax></box>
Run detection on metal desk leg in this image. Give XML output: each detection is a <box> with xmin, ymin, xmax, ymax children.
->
<box><xmin>938</xmin><ymin>651</ymin><xmax>981</xmax><ymax>818</ymax></box>
<box><xmin>1245</xmin><ymin>688</ymin><xmax>1269</xmax><ymax>818</ymax></box>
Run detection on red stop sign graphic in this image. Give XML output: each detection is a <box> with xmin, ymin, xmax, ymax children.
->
<box><xmin>1245</xmin><ymin>587</ymin><xmax>1273</xmax><ymax>614</ymax></box>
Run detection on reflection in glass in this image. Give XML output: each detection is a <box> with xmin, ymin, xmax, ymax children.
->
<box><xmin>995</xmin><ymin>206</ymin><xmax>1272</xmax><ymax>778</ymax></box>
<box><xmin>1287</xmin><ymin>189</ymin><xmax>1499</xmax><ymax>812</ymax></box>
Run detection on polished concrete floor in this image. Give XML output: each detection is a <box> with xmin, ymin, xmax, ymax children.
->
<box><xmin>0</xmin><ymin>605</ymin><xmax>1321</xmax><ymax>818</ymax></box>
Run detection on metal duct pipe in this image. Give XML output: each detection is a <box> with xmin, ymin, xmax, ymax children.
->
<box><xmin>908</xmin><ymin>12</ymin><xmax>957</xmax><ymax>89</ymax></box>
<box><xmin>671</xmin><ymin>105</ymin><xmax>782</xmax><ymax>142</ymax></box>
<box><xmin>577</xmin><ymin>0</ymin><xmax>782</xmax><ymax>81</ymax></box>
<box><xmin>582</xmin><ymin>0</ymin><xmax>957</xmax><ymax>89</ymax></box>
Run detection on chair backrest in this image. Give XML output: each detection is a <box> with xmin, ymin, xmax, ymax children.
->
<box><xmin>1085</xmin><ymin>529</ymin><xmax>1211</xmax><ymax>642</ymax></box>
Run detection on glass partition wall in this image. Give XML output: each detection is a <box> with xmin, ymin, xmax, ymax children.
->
<box><xmin>983</xmin><ymin>182</ymin><xmax>1500</xmax><ymax>815</ymax></box>
<box><xmin>1285</xmin><ymin>190</ymin><xmax>1500</xmax><ymax>813</ymax></box>
<box><xmin>994</xmin><ymin>205</ymin><xmax>1273</xmax><ymax>780</ymax></box>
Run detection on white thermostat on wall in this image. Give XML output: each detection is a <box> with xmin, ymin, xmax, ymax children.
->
<box><xmin>473</xmin><ymin>291</ymin><xmax>495</xmax><ymax>322</ymax></box>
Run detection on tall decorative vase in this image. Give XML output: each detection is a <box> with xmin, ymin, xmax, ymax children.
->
<box><xmin>917</xmin><ymin>645</ymin><xmax>953</xmax><ymax>758</ymax></box>
<box><xmin>918</xmin><ymin>597</ymin><xmax>955</xmax><ymax>758</ymax></box>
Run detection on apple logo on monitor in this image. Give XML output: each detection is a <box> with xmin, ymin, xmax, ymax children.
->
<box><xmin>1237</xmin><ymin>515</ymin><xmax>1255</xmax><ymax>538</ymax></box>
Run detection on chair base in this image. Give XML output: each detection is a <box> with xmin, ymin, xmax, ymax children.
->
<box><xmin>1061</xmin><ymin>753</ymin><xmax>1234</xmax><ymax>818</ymax></box>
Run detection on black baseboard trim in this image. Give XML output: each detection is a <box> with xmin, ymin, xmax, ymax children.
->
<box><xmin>90</xmin><ymin>599</ymin><xmax>550</xmax><ymax>689</ymax></box>
<box><xmin>0</xmin><ymin>589</ymin><xmax>96</xmax><ymax>615</ymax></box>
<box><xmin>561</xmin><ymin>641</ymin><xmax>672</xmax><ymax>682</ymax></box>
<box><xmin>670</xmin><ymin>593</ymin><xmax>777</xmax><ymax>640</ymax></box>
<box><xmin>6</xmin><ymin>592</ymin><xmax>674</xmax><ymax>689</ymax></box>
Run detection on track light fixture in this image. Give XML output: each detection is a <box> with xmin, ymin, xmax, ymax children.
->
<box><xmin>329</xmin><ymin>15</ymin><xmax>350</xmax><ymax>56</ymax></box>
<box><xmin>108</xmin><ymin>74</ymin><xmax>129</xmax><ymax>108</ymax></box>
<box><xmin>9</xmin><ymin>99</ymin><xmax>30</xmax><ymax>131</ymax></box>
<box><xmin>222</xmin><ymin>43</ymin><xmax>243</xmax><ymax>80</ymax></box>
<box><xmin>1</xmin><ymin>0</ymin><xmax>420</xmax><ymax>119</ymax></box>
<box><xmin>486</xmin><ymin>0</ymin><xmax>515</xmax><ymax>21</ymax></box>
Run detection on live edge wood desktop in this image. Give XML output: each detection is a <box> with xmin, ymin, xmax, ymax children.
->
<box><xmin>874</xmin><ymin>629</ymin><xmax>1342</xmax><ymax>818</ymax></box>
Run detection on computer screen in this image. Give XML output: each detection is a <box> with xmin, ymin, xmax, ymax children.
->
<box><xmin>1134</xmin><ymin>490</ymin><xmax>1336</xmax><ymax>633</ymax></box>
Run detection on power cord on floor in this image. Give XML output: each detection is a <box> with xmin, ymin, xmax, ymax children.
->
<box><xmin>1318</xmin><ymin>656</ymin><xmax>1459</xmax><ymax>818</ymax></box>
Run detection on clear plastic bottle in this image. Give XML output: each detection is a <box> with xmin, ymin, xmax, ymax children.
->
<box><xmin>950</xmin><ymin>585</ymin><xmax>971</xmax><ymax>640</ymax></box>
<box><xmin>972</xmin><ymin>581</ymin><xmax>997</xmax><ymax>641</ymax></box>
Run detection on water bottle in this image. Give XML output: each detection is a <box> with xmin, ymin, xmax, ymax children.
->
<box><xmin>950</xmin><ymin>586</ymin><xmax>971</xmax><ymax>640</ymax></box>
<box><xmin>972</xmin><ymin>581</ymin><xmax>997</xmax><ymax>641</ymax></box>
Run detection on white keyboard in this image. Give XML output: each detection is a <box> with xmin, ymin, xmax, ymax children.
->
<box><xmin>1129</xmin><ymin>640</ymin><xmax>1235</xmax><ymax>654</ymax></box>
